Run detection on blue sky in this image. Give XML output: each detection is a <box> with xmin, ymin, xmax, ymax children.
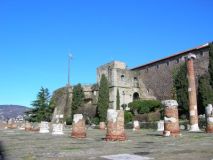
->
<box><xmin>0</xmin><ymin>0</ymin><xmax>213</xmax><ymax>107</ymax></box>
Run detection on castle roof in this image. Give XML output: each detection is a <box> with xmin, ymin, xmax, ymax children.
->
<box><xmin>131</xmin><ymin>42</ymin><xmax>211</xmax><ymax>70</ymax></box>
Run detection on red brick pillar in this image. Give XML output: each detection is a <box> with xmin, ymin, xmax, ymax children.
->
<box><xmin>99</xmin><ymin>122</ymin><xmax>106</xmax><ymax>130</ymax></box>
<box><xmin>106</xmin><ymin>109</ymin><xmax>127</xmax><ymax>141</ymax></box>
<box><xmin>162</xmin><ymin>100</ymin><xmax>180</xmax><ymax>137</ymax></box>
<box><xmin>186</xmin><ymin>54</ymin><xmax>200</xmax><ymax>131</ymax></box>
<box><xmin>71</xmin><ymin>114</ymin><xmax>86</xmax><ymax>138</ymax></box>
<box><xmin>205</xmin><ymin>104</ymin><xmax>213</xmax><ymax>133</ymax></box>
<box><xmin>133</xmin><ymin>120</ymin><xmax>140</xmax><ymax>131</ymax></box>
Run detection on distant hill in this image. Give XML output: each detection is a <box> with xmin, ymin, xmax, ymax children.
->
<box><xmin>0</xmin><ymin>105</ymin><xmax>30</xmax><ymax>120</ymax></box>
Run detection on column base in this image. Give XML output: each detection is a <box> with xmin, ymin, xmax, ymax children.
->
<box><xmin>189</xmin><ymin>124</ymin><xmax>200</xmax><ymax>132</ymax></box>
<box><xmin>105</xmin><ymin>134</ymin><xmax>127</xmax><ymax>141</ymax></box>
<box><xmin>71</xmin><ymin>132</ymin><xmax>86</xmax><ymax>138</ymax></box>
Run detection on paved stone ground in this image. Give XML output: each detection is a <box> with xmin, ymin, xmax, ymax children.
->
<box><xmin>0</xmin><ymin>128</ymin><xmax>213</xmax><ymax>160</ymax></box>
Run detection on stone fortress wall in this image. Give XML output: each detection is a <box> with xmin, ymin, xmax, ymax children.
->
<box><xmin>131</xmin><ymin>43</ymin><xmax>210</xmax><ymax>100</ymax></box>
<box><xmin>52</xmin><ymin>42</ymin><xmax>212</xmax><ymax>120</ymax></box>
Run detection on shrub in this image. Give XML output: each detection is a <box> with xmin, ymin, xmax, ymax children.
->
<box><xmin>147</xmin><ymin>112</ymin><xmax>161</xmax><ymax>122</ymax></box>
<box><xmin>124</xmin><ymin>111</ymin><xmax>133</xmax><ymax>124</ymax></box>
<box><xmin>128</xmin><ymin>100</ymin><xmax>162</xmax><ymax>115</ymax></box>
<box><xmin>90</xmin><ymin>117</ymin><xmax>100</xmax><ymax>125</ymax></box>
<box><xmin>65</xmin><ymin>117</ymin><xmax>72</xmax><ymax>125</ymax></box>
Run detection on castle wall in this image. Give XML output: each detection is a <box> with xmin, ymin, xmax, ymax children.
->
<box><xmin>132</xmin><ymin>46</ymin><xmax>209</xmax><ymax>100</ymax></box>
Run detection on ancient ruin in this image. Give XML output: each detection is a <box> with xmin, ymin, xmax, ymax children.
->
<box><xmin>105</xmin><ymin>109</ymin><xmax>126</xmax><ymax>141</ymax></box>
<box><xmin>39</xmin><ymin>121</ymin><xmax>49</xmax><ymax>133</ymax></box>
<box><xmin>187</xmin><ymin>53</ymin><xmax>200</xmax><ymax>132</ymax></box>
<box><xmin>51</xmin><ymin>43</ymin><xmax>211</xmax><ymax>122</ymax></box>
<box><xmin>162</xmin><ymin>100</ymin><xmax>180</xmax><ymax>137</ymax></box>
<box><xmin>133</xmin><ymin>120</ymin><xmax>140</xmax><ymax>131</ymax></box>
<box><xmin>205</xmin><ymin>104</ymin><xmax>213</xmax><ymax>133</ymax></box>
<box><xmin>71</xmin><ymin>114</ymin><xmax>86</xmax><ymax>138</ymax></box>
<box><xmin>99</xmin><ymin>122</ymin><xmax>106</xmax><ymax>130</ymax></box>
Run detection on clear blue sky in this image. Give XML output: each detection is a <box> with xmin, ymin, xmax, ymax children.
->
<box><xmin>0</xmin><ymin>0</ymin><xmax>212</xmax><ymax>107</ymax></box>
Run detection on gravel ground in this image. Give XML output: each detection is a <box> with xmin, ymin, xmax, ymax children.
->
<box><xmin>0</xmin><ymin>128</ymin><xmax>213</xmax><ymax>160</ymax></box>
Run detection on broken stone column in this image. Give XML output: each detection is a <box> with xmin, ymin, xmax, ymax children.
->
<box><xmin>162</xmin><ymin>100</ymin><xmax>180</xmax><ymax>137</ymax></box>
<box><xmin>99</xmin><ymin>122</ymin><xmax>106</xmax><ymax>130</ymax></box>
<box><xmin>7</xmin><ymin>119</ymin><xmax>17</xmax><ymax>129</ymax></box>
<box><xmin>39</xmin><ymin>121</ymin><xmax>49</xmax><ymax>133</ymax></box>
<box><xmin>133</xmin><ymin>120</ymin><xmax>140</xmax><ymax>131</ymax></box>
<box><xmin>52</xmin><ymin>123</ymin><xmax>64</xmax><ymax>135</ymax></box>
<box><xmin>205</xmin><ymin>104</ymin><xmax>213</xmax><ymax>133</ymax></box>
<box><xmin>25</xmin><ymin>122</ymin><xmax>32</xmax><ymax>131</ymax></box>
<box><xmin>186</xmin><ymin>53</ymin><xmax>200</xmax><ymax>132</ymax></box>
<box><xmin>71</xmin><ymin>114</ymin><xmax>86</xmax><ymax>138</ymax></box>
<box><xmin>105</xmin><ymin>109</ymin><xmax>126</xmax><ymax>141</ymax></box>
<box><xmin>157</xmin><ymin>120</ymin><xmax>164</xmax><ymax>131</ymax></box>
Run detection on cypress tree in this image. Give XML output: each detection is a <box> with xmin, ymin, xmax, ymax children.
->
<box><xmin>97</xmin><ymin>74</ymin><xmax>109</xmax><ymax>122</ymax></box>
<box><xmin>116</xmin><ymin>88</ymin><xmax>120</xmax><ymax>110</ymax></box>
<box><xmin>209</xmin><ymin>43</ymin><xmax>213</xmax><ymax>87</ymax></box>
<box><xmin>71</xmin><ymin>84</ymin><xmax>85</xmax><ymax>116</ymax></box>
<box><xmin>197</xmin><ymin>75</ymin><xmax>213</xmax><ymax>114</ymax></box>
<box><xmin>173</xmin><ymin>63</ymin><xmax>189</xmax><ymax>117</ymax></box>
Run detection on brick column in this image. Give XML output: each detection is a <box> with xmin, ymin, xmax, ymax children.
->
<box><xmin>162</xmin><ymin>100</ymin><xmax>180</xmax><ymax>137</ymax></box>
<box><xmin>205</xmin><ymin>104</ymin><xmax>213</xmax><ymax>133</ymax></box>
<box><xmin>186</xmin><ymin>54</ymin><xmax>200</xmax><ymax>132</ymax></box>
<box><xmin>71</xmin><ymin>114</ymin><xmax>86</xmax><ymax>138</ymax></box>
<box><xmin>105</xmin><ymin>109</ymin><xmax>126</xmax><ymax>141</ymax></box>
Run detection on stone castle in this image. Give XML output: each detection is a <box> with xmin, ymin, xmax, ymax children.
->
<box><xmin>52</xmin><ymin>42</ymin><xmax>211</xmax><ymax>120</ymax></box>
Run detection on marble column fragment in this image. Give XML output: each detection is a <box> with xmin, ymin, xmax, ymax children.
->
<box><xmin>205</xmin><ymin>104</ymin><xmax>213</xmax><ymax>133</ymax></box>
<box><xmin>133</xmin><ymin>120</ymin><xmax>140</xmax><ymax>131</ymax></box>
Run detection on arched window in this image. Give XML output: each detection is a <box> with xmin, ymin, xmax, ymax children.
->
<box><xmin>121</xmin><ymin>75</ymin><xmax>125</xmax><ymax>81</ymax></box>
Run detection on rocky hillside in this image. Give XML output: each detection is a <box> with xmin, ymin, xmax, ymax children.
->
<box><xmin>0</xmin><ymin>105</ymin><xmax>29</xmax><ymax>120</ymax></box>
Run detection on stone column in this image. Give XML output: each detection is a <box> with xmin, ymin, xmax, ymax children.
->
<box><xmin>105</xmin><ymin>109</ymin><xmax>126</xmax><ymax>141</ymax></box>
<box><xmin>205</xmin><ymin>104</ymin><xmax>213</xmax><ymax>133</ymax></box>
<box><xmin>186</xmin><ymin>53</ymin><xmax>200</xmax><ymax>131</ymax></box>
<box><xmin>157</xmin><ymin>120</ymin><xmax>164</xmax><ymax>132</ymax></box>
<box><xmin>99</xmin><ymin>122</ymin><xmax>106</xmax><ymax>130</ymax></box>
<box><xmin>25</xmin><ymin>122</ymin><xmax>32</xmax><ymax>131</ymax></box>
<box><xmin>52</xmin><ymin>124</ymin><xmax>64</xmax><ymax>135</ymax></box>
<box><xmin>39</xmin><ymin>121</ymin><xmax>49</xmax><ymax>133</ymax></box>
<box><xmin>133</xmin><ymin>120</ymin><xmax>140</xmax><ymax>131</ymax></box>
<box><xmin>162</xmin><ymin>100</ymin><xmax>180</xmax><ymax>137</ymax></box>
<box><xmin>71</xmin><ymin>114</ymin><xmax>86</xmax><ymax>138</ymax></box>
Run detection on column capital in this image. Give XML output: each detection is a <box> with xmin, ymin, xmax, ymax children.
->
<box><xmin>187</xmin><ymin>53</ymin><xmax>196</xmax><ymax>60</ymax></box>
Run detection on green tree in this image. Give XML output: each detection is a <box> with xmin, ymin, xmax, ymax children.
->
<box><xmin>197</xmin><ymin>75</ymin><xmax>213</xmax><ymax>114</ymax></box>
<box><xmin>209</xmin><ymin>43</ymin><xmax>213</xmax><ymax>87</ymax></box>
<box><xmin>116</xmin><ymin>88</ymin><xmax>120</xmax><ymax>110</ymax></box>
<box><xmin>173</xmin><ymin>63</ymin><xmax>189</xmax><ymax>116</ymax></box>
<box><xmin>97</xmin><ymin>74</ymin><xmax>109</xmax><ymax>122</ymax></box>
<box><xmin>25</xmin><ymin>87</ymin><xmax>54</xmax><ymax>122</ymax></box>
<box><xmin>71</xmin><ymin>84</ymin><xmax>85</xmax><ymax>116</ymax></box>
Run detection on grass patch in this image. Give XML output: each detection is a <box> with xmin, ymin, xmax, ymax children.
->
<box><xmin>62</xmin><ymin>147</ymin><xmax>81</xmax><ymax>151</ymax></box>
<box><xmin>22</xmin><ymin>153</ymin><xmax>37</xmax><ymax>160</ymax></box>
